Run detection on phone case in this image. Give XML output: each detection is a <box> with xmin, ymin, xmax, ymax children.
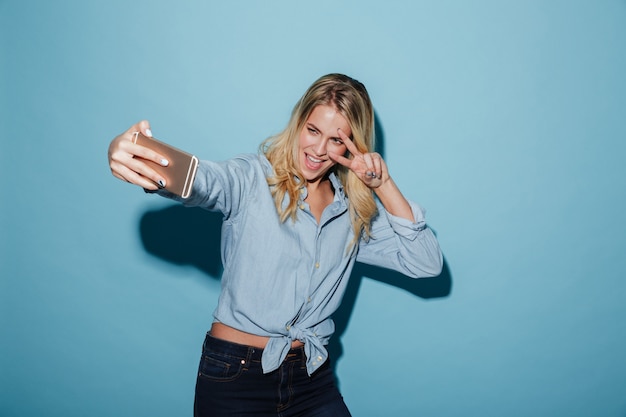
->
<box><xmin>132</xmin><ymin>132</ymin><xmax>198</xmax><ymax>198</ymax></box>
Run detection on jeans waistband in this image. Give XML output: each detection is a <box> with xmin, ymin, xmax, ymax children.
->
<box><xmin>203</xmin><ymin>332</ymin><xmax>306</xmax><ymax>364</ymax></box>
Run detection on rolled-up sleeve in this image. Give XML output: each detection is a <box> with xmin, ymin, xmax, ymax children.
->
<box><xmin>356</xmin><ymin>200</ymin><xmax>443</xmax><ymax>278</ymax></box>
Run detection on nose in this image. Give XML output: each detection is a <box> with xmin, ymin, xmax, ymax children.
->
<box><xmin>312</xmin><ymin>138</ymin><xmax>327</xmax><ymax>157</ymax></box>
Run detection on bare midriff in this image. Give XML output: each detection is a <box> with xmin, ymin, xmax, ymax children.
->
<box><xmin>210</xmin><ymin>322</ymin><xmax>305</xmax><ymax>349</ymax></box>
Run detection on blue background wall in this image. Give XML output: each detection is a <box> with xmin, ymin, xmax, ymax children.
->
<box><xmin>2</xmin><ymin>1</ymin><xmax>625</xmax><ymax>416</ymax></box>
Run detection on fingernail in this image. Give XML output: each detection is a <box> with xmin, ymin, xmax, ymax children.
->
<box><xmin>160</xmin><ymin>158</ymin><xmax>169</xmax><ymax>167</ymax></box>
<box><xmin>158</xmin><ymin>179</ymin><xmax>166</xmax><ymax>188</ymax></box>
<box><xmin>146</xmin><ymin>128</ymin><xmax>153</xmax><ymax>137</ymax></box>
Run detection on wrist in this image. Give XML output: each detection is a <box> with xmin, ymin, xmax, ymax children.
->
<box><xmin>373</xmin><ymin>176</ymin><xmax>396</xmax><ymax>197</ymax></box>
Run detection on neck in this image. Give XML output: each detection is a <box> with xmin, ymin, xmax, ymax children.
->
<box><xmin>305</xmin><ymin>177</ymin><xmax>326</xmax><ymax>192</ymax></box>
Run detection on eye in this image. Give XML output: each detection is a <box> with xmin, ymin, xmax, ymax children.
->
<box><xmin>307</xmin><ymin>127</ymin><xmax>318</xmax><ymax>135</ymax></box>
<box><xmin>330</xmin><ymin>137</ymin><xmax>344</xmax><ymax>145</ymax></box>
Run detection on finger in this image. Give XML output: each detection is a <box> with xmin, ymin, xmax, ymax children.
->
<box><xmin>111</xmin><ymin>157</ymin><xmax>165</xmax><ymax>189</ymax></box>
<box><xmin>363</xmin><ymin>154</ymin><xmax>385</xmax><ymax>180</ymax></box>
<box><xmin>337</xmin><ymin>128</ymin><xmax>360</xmax><ymax>155</ymax></box>
<box><xmin>137</xmin><ymin>120</ymin><xmax>153</xmax><ymax>137</ymax></box>
<box><xmin>123</xmin><ymin>119</ymin><xmax>153</xmax><ymax>138</ymax></box>
<box><xmin>371</xmin><ymin>153</ymin><xmax>383</xmax><ymax>177</ymax></box>
<box><xmin>363</xmin><ymin>153</ymin><xmax>375</xmax><ymax>172</ymax></box>
<box><xmin>109</xmin><ymin>137</ymin><xmax>167</xmax><ymax>168</ymax></box>
<box><xmin>113</xmin><ymin>126</ymin><xmax>170</xmax><ymax>168</ymax></box>
<box><xmin>328</xmin><ymin>151</ymin><xmax>353</xmax><ymax>168</ymax></box>
<box><xmin>125</xmin><ymin>152</ymin><xmax>168</xmax><ymax>187</ymax></box>
<box><xmin>363</xmin><ymin>153</ymin><xmax>374</xmax><ymax>171</ymax></box>
<box><xmin>113</xmin><ymin>162</ymin><xmax>161</xmax><ymax>190</ymax></box>
<box><xmin>131</xmin><ymin>141</ymin><xmax>170</xmax><ymax>167</ymax></box>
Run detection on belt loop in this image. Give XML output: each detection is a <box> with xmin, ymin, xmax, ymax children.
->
<box><xmin>246</xmin><ymin>346</ymin><xmax>262</xmax><ymax>364</ymax></box>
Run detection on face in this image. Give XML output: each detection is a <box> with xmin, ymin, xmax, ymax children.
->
<box><xmin>298</xmin><ymin>105</ymin><xmax>351</xmax><ymax>185</ymax></box>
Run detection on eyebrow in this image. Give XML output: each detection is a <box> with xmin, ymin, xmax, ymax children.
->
<box><xmin>306</xmin><ymin>122</ymin><xmax>344</xmax><ymax>141</ymax></box>
<box><xmin>306</xmin><ymin>122</ymin><xmax>321</xmax><ymax>132</ymax></box>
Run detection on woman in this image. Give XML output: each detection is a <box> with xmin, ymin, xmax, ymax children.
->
<box><xmin>108</xmin><ymin>73</ymin><xmax>443</xmax><ymax>416</ymax></box>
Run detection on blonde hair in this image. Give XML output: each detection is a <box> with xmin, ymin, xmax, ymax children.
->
<box><xmin>261</xmin><ymin>73</ymin><xmax>377</xmax><ymax>245</ymax></box>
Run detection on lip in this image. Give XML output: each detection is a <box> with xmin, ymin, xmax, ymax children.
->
<box><xmin>304</xmin><ymin>153</ymin><xmax>327</xmax><ymax>171</ymax></box>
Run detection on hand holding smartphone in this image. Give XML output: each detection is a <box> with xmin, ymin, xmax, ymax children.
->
<box><xmin>132</xmin><ymin>132</ymin><xmax>198</xmax><ymax>198</ymax></box>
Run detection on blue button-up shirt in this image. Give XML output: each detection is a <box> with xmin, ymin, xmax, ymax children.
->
<box><xmin>160</xmin><ymin>153</ymin><xmax>442</xmax><ymax>374</ymax></box>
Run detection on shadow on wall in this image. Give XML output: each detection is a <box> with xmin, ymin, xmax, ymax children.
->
<box><xmin>327</xmin><ymin>258</ymin><xmax>452</xmax><ymax>366</ymax></box>
<box><xmin>140</xmin><ymin>206</ymin><xmax>224</xmax><ymax>279</ymax></box>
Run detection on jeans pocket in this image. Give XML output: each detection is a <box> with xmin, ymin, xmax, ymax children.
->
<box><xmin>198</xmin><ymin>351</ymin><xmax>245</xmax><ymax>382</ymax></box>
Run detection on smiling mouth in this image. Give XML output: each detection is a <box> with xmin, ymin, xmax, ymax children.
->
<box><xmin>306</xmin><ymin>154</ymin><xmax>326</xmax><ymax>164</ymax></box>
<box><xmin>303</xmin><ymin>153</ymin><xmax>329</xmax><ymax>173</ymax></box>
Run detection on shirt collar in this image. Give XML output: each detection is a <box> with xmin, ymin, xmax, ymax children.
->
<box><xmin>328</xmin><ymin>171</ymin><xmax>345</xmax><ymax>201</ymax></box>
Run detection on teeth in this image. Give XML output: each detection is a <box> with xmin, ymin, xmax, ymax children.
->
<box><xmin>307</xmin><ymin>155</ymin><xmax>324</xmax><ymax>163</ymax></box>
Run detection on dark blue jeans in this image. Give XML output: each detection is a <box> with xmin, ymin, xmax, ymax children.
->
<box><xmin>193</xmin><ymin>333</ymin><xmax>352</xmax><ymax>417</ymax></box>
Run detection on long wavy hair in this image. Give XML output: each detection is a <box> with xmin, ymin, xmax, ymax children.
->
<box><xmin>261</xmin><ymin>73</ymin><xmax>377</xmax><ymax>245</ymax></box>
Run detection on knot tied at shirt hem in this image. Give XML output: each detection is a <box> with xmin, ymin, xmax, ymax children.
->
<box><xmin>262</xmin><ymin>326</ymin><xmax>328</xmax><ymax>376</ymax></box>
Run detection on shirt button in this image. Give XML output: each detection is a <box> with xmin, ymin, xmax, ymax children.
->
<box><xmin>317</xmin><ymin>356</ymin><xmax>323</xmax><ymax>361</ymax></box>
<box><xmin>299</xmin><ymin>204</ymin><xmax>305</xmax><ymax>210</ymax></box>
<box><xmin>307</xmin><ymin>297</ymin><xmax>312</xmax><ymax>303</ymax></box>
<box><xmin>300</xmin><ymin>188</ymin><xmax>306</xmax><ymax>194</ymax></box>
<box><xmin>286</xmin><ymin>325</ymin><xmax>291</xmax><ymax>330</ymax></box>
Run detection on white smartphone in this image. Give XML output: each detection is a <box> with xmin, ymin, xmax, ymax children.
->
<box><xmin>132</xmin><ymin>132</ymin><xmax>198</xmax><ymax>199</ymax></box>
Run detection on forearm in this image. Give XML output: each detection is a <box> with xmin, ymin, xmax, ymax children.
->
<box><xmin>373</xmin><ymin>177</ymin><xmax>415</xmax><ymax>222</ymax></box>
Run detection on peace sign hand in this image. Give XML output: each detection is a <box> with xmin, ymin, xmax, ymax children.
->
<box><xmin>329</xmin><ymin>128</ymin><xmax>387</xmax><ymax>188</ymax></box>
